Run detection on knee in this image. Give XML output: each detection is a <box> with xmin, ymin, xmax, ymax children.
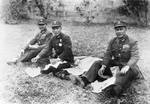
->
<box><xmin>57</xmin><ymin>63</ymin><xmax>70</xmax><ymax>70</ymax></box>
<box><xmin>104</xmin><ymin>84</ymin><xmax>123</xmax><ymax>97</ymax></box>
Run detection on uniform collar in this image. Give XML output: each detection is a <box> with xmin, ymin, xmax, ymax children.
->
<box><xmin>117</xmin><ymin>34</ymin><xmax>128</xmax><ymax>43</ymax></box>
<box><xmin>55</xmin><ymin>32</ymin><xmax>63</xmax><ymax>39</ymax></box>
<box><xmin>40</xmin><ymin>28</ymin><xmax>47</xmax><ymax>34</ymax></box>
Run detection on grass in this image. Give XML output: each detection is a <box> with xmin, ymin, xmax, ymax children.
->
<box><xmin>1</xmin><ymin>21</ymin><xmax>150</xmax><ymax>104</ymax></box>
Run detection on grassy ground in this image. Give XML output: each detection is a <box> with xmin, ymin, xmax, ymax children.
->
<box><xmin>0</xmin><ymin>21</ymin><xmax>150</xmax><ymax>104</ymax></box>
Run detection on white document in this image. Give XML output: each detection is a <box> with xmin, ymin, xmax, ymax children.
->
<box><xmin>66</xmin><ymin>57</ymin><xmax>102</xmax><ymax>75</ymax></box>
<box><xmin>44</xmin><ymin>61</ymin><xmax>65</xmax><ymax>70</ymax></box>
<box><xmin>91</xmin><ymin>77</ymin><xmax>116</xmax><ymax>93</ymax></box>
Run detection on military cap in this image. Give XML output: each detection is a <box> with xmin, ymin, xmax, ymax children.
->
<box><xmin>114</xmin><ymin>21</ymin><xmax>126</xmax><ymax>28</ymax></box>
<box><xmin>38</xmin><ymin>19</ymin><xmax>47</xmax><ymax>25</ymax></box>
<box><xmin>51</xmin><ymin>21</ymin><xmax>62</xmax><ymax>27</ymax></box>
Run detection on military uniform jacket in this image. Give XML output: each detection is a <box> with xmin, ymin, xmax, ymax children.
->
<box><xmin>102</xmin><ymin>35</ymin><xmax>139</xmax><ymax>69</ymax></box>
<box><xmin>25</xmin><ymin>29</ymin><xmax>52</xmax><ymax>51</ymax></box>
<box><xmin>38</xmin><ymin>32</ymin><xmax>74</xmax><ymax>63</ymax></box>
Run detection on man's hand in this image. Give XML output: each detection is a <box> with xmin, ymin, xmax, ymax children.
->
<box><xmin>31</xmin><ymin>55</ymin><xmax>40</xmax><ymax>63</ymax></box>
<box><xmin>120</xmin><ymin>65</ymin><xmax>130</xmax><ymax>74</ymax></box>
<box><xmin>98</xmin><ymin>65</ymin><xmax>106</xmax><ymax>76</ymax></box>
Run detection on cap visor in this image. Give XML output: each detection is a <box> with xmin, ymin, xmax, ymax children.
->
<box><xmin>114</xmin><ymin>25</ymin><xmax>126</xmax><ymax>28</ymax></box>
<box><xmin>38</xmin><ymin>23</ymin><xmax>45</xmax><ymax>25</ymax></box>
<box><xmin>52</xmin><ymin>25</ymin><xmax>61</xmax><ymax>27</ymax></box>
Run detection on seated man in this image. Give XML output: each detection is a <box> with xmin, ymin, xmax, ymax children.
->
<box><xmin>71</xmin><ymin>21</ymin><xmax>140</xmax><ymax>97</ymax></box>
<box><xmin>32</xmin><ymin>20</ymin><xmax>74</xmax><ymax>78</ymax></box>
<box><xmin>9</xmin><ymin>19</ymin><xmax>53</xmax><ymax>66</ymax></box>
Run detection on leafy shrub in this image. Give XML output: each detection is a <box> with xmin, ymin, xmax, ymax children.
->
<box><xmin>3</xmin><ymin>0</ymin><xmax>29</xmax><ymax>23</ymax></box>
<box><xmin>2</xmin><ymin>0</ymin><xmax>65</xmax><ymax>23</ymax></box>
<box><xmin>44</xmin><ymin>0</ymin><xmax>65</xmax><ymax>18</ymax></box>
<box><xmin>118</xmin><ymin>0</ymin><xmax>148</xmax><ymax>26</ymax></box>
<box><xmin>75</xmin><ymin>0</ymin><xmax>99</xmax><ymax>23</ymax></box>
<box><xmin>33</xmin><ymin>0</ymin><xmax>65</xmax><ymax>19</ymax></box>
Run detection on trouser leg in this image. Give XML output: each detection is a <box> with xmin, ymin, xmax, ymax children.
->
<box><xmin>113</xmin><ymin>68</ymin><xmax>137</xmax><ymax>96</ymax></box>
<box><xmin>17</xmin><ymin>50</ymin><xmax>40</xmax><ymax>62</ymax></box>
<box><xmin>69</xmin><ymin>60</ymin><xmax>113</xmax><ymax>88</ymax></box>
<box><xmin>84</xmin><ymin>60</ymin><xmax>112</xmax><ymax>83</ymax></box>
<box><xmin>57</xmin><ymin>62</ymin><xmax>71</xmax><ymax>70</ymax></box>
<box><xmin>83</xmin><ymin>60</ymin><xmax>102</xmax><ymax>82</ymax></box>
<box><xmin>36</xmin><ymin>57</ymin><xmax>50</xmax><ymax>67</ymax></box>
<box><xmin>104</xmin><ymin>67</ymin><xmax>137</xmax><ymax>97</ymax></box>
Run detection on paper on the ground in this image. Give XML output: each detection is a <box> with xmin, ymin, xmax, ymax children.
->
<box><xmin>25</xmin><ymin>67</ymin><xmax>41</xmax><ymax>77</ymax></box>
<box><xmin>44</xmin><ymin>61</ymin><xmax>65</xmax><ymax>70</ymax></box>
<box><xmin>91</xmin><ymin>77</ymin><xmax>116</xmax><ymax>93</ymax></box>
<box><xmin>66</xmin><ymin>57</ymin><xmax>102</xmax><ymax>75</ymax></box>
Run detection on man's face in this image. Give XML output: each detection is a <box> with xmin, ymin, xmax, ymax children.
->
<box><xmin>38</xmin><ymin>24</ymin><xmax>46</xmax><ymax>31</ymax></box>
<box><xmin>115</xmin><ymin>26</ymin><xmax>126</xmax><ymax>38</ymax></box>
<box><xmin>52</xmin><ymin>26</ymin><xmax>61</xmax><ymax>35</ymax></box>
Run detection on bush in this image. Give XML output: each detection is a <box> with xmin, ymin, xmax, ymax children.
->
<box><xmin>118</xmin><ymin>0</ymin><xmax>148</xmax><ymax>26</ymax></box>
<box><xmin>3</xmin><ymin>0</ymin><xmax>29</xmax><ymax>23</ymax></box>
<box><xmin>2</xmin><ymin>0</ymin><xmax>65</xmax><ymax>23</ymax></box>
<box><xmin>75</xmin><ymin>0</ymin><xmax>99</xmax><ymax>23</ymax></box>
<box><xmin>33</xmin><ymin>0</ymin><xmax>65</xmax><ymax>19</ymax></box>
<box><xmin>43</xmin><ymin>0</ymin><xmax>65</xmax><ymax>18</ymax></box>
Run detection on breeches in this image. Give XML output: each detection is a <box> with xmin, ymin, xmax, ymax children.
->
<box><xmin>84</xmin><ymin>60</ymin><xmax>138</xmax><ymax>96</ymax></box>
<box><xmin>83</xmin><ymin>60</ymin><xmax>112</xmax><ymax>82</ymax></box>
<box><xmin>17</xmin><ymin>49</ymin><xmax>50</xmax><ymax>66</ymax></box>
<box><xmin>17</xmin><ymin>49</ymin><xmax>41</xmax><ymax>62</ymax></box>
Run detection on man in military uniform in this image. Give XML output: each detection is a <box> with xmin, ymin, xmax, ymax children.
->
<box><xmin>72</xmin><ymin>21</ymin><xmax>140</xmax><ymax>96</ymax></box>
<box><xmin>32</xmin><ymin>20</ymin><xmax>74</xmax><ymax>78</ymax></box>
<box><xmin>15</xmin><ymin>19</ymin><xmax>53</xmax><ymax>66</ymax></box>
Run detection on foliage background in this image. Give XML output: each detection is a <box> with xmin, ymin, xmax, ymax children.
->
<box><xmin>1</xmin><ymin>0</ymin><xmax>150</xmax><ymax>26</ymax></box>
